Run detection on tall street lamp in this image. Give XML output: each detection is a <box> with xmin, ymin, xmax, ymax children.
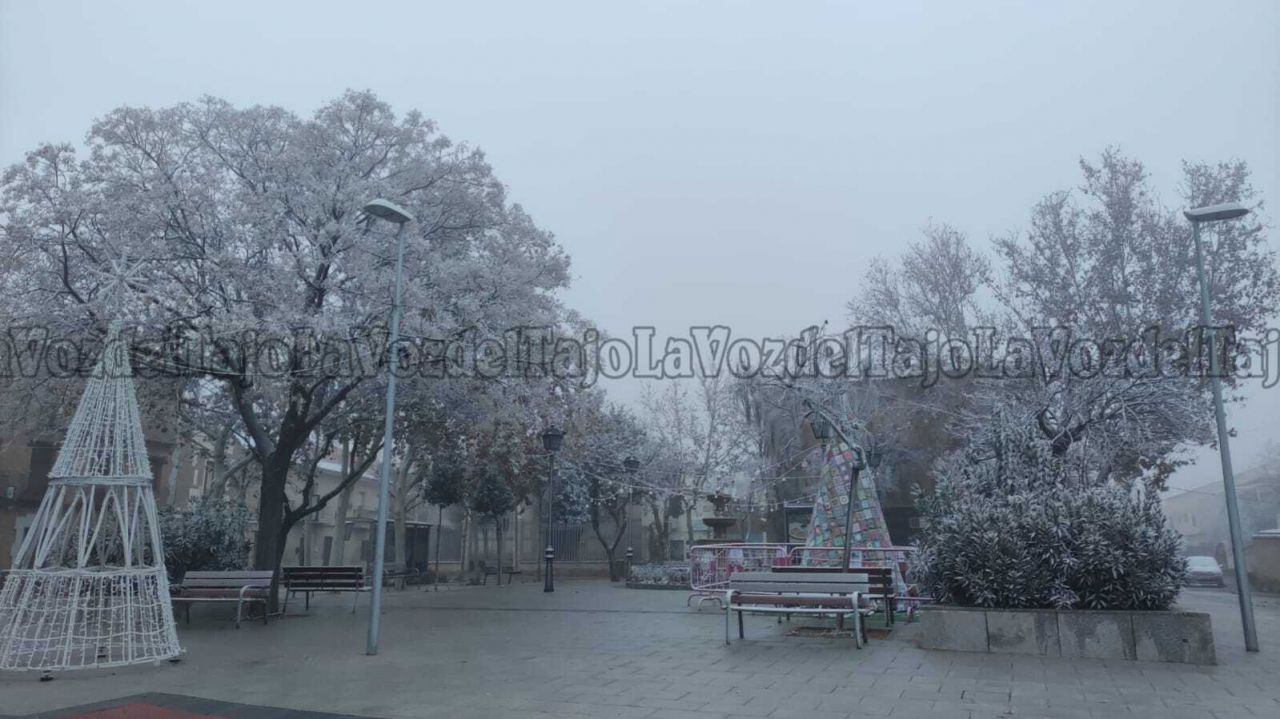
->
<box><xmin>542</xmin><ymin>427</ymin><xmax>564</xmax><ymax>592</ymax></box>
<box><xmin>1185</xmin><ymin>201</ymin><xmax>1258</xmax><ymax>652</ymax></box>
<box><xmin>806</xmin><ymin>403</ymin><xmax>866</xmax><ymax>572</ymax></box>
<box><xmin>623</xmin><ymin>456</ymin><xmax>640</xmax><ymax>582</ymax></box>
<box><xmin>362</xmin><ymin>198</ymin><xmax>414</xmax><ymax>656</ymax></box>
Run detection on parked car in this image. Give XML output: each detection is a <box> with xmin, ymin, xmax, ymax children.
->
<box><xmin>1184</xmin><ymin>555</ymin><xmax>1225</xmax><ymax>587</ymax></box>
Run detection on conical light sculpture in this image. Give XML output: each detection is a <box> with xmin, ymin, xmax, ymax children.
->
<box><xmin>0</xmin><ymin>322</ymin><xmax>181</xmax><ymax>671</ymax></box>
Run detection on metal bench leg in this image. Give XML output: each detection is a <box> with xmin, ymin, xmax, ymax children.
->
<box><xmin>305</xmin><ymin>591</ymin><xmax>311</xmax><ymax>611</ymax></box>
<box><xmin>853</xmin><ymin>597</ymin><xmax>864</xmax><ymax>649</ymax></box>
<box><xmin>737</xmin><ymin>610</ymin><xmax>745</xmax><ymax>639</ymax></box>
<box><xmin>352</xmin><ymin>590</ymin><xmax>359</xmax><ymax>614</ymax></box>
<box><xmin>235</xmin><ymin>600</ymin><xmax>243</xmax><ymax>629</ymax></box>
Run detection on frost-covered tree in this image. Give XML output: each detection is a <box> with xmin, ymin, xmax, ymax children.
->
<box><xmin>985</xmin><ymin>149</ymin><xmax>1278</xmax><ymax>485</ymax></box>
<box><xmin>640</xmin><ymin>374</ymin><xmax>753</xmax><ymax>544</ymax></box>
<box><xmin>467</xmin><ymin>462</ymin><xmax>515</xmax><ymax>583</ymax></box>
<box><xmin>0</xmin><ymin>92</ymin><xmax>573</xmax><ymax>583</ymax></box>
<box><xmin>557</xmin><ymin>396</ymin><xmax>646</xmax><ymax>579</ymax></box>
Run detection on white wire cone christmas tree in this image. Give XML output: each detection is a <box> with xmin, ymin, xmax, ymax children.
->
<box><xmin>0</xmin><ymin>321</ymin><xmax>181</xmax><ymax>671</ymax></box>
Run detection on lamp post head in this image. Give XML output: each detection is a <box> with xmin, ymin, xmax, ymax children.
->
<box><xmin>362</xmin><ymin>198</ymin><xmax>415</xmax><ymax>225</ymax></box>
<box><xmin>1185</xmin><ymin>202</ymin><xmax>1250</xmax><ymax>223</ymax></box>
<box><xmin>623</xmin><ymin>456</ymin><xmax>640</xmax><ymax>473</ymax></box>
<box><xmin>866</xmin><ymin>447</ymin><xmax>883</xmax><ymax>469</ymax></box>
<box><xmin>541</xmin><ymin>427</ymin><xmax>565</xmax><ymax>453</ymax></box>
<box><xmin>808</xmin><ymin>415</ymin><xmax>833</xmax><ymax>443</ymax></box>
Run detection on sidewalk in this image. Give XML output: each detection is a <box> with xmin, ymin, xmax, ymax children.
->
<box><xmin>1</xmin><ymin>581</ymin><xmax>1277</xmax><ymax>718</ymax></box>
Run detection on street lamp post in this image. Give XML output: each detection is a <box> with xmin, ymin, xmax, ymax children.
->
<box><xmin>542</xmin><ymin>428</ymin><xmax>564</xmax><ymax>592</ymax></box>
<box><xmin>1185</xmin><ymin>201</ymin><xmax>1259</xmax><ymax>653</ymax></box>
<box><xmin>623</xmin><ymin>456</ymin><xmax>640</xmax><ymax>582</ymax></box>
<box><xmin>362</xmin><ymin>198</ymin><xmax>415</xmax><ymax>656</ymax></box>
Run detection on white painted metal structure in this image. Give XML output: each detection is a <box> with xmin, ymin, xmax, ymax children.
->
<box><xmin>0</xmin><ymin>322</ymin><xmax>181</xmax><ymax>671</ymax></box>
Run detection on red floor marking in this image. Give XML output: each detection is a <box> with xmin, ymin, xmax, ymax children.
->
<box><xmin>69</xmin><ymin>704</ymin><xmax>222</xmax><ymax>719</ymax></box>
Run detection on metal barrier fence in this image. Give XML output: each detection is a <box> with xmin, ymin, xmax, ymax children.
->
<box><xmin>686</xmin><ymin>542</ymin><xmax>932</xmax><ymax>617</ymax></box>
<box><xmin>788</xmin><ymin>544</ymin><xmax>915</xmax><ymax>573</ymax></box>
<box><xmin>789</xmin><ymin>544</ymin><xmax>930</xmax><ymax>618</ymax></box>
<box><xmin>687</xmin><ymin>543</ymin><xmax>798</xmax><ymax>607</ymax></box>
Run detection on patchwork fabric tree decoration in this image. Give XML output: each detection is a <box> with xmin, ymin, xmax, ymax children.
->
<box><xmin>803</xmin><ymin>444</ymin><xmax>909</xmax><ymax>595</ymax></box>
<box><xmin>0</xmin><ymin>322</ymin><xmax>181</xmax><ymax>672</ymax></box>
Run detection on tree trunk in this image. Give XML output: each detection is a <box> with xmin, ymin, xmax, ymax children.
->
<box><xmin>330</xmin><ymin>441</ymin><xmax>355</xmax><ymax>565</ymax></box>
<box><xmin>494</xmin><ymin>514</ymin><xmax>504</xmax><ymax>586</ymax></box>
<box><xmin>392</xmin><ymin>458</ymin><xmax>413</xmax><ymax>566</ymax></box>
<box><xmin>647</xmin><ymin>500</ymin><xmax>667</xmax><ymax>561</ymax></box>
<box><xmin>511</xmin><ymin>506</ymin><xmax>520</xmax><ymax>577</ymax></box>
<box><xmin>252</xmin><ymin>460</ymin><xmax>288</xmax><ymax>571</ymax></box>
<box><xmin>252</xmin><ymin>452</ymin><xmax>295</xmax><ymax>612</ymax></box>
<box><xmin>459</xmin><ymin>509</ymin><xmax>471</xmax><ymax>574</ymax></box>
<box><xmin>434</xmin><ymin>504</ymin><xmax>444</xmax><ymax>589</ymax></box>
<box><xmin>165</xmin><ymin>439</ymin><xmax>185</xmax><ymax>508</ymax></box>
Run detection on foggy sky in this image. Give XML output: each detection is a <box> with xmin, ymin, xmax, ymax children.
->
<box><xmin>1</xmin><ymin>0</ymin><xmax>1277</xmax><ymax>491</ymax></box>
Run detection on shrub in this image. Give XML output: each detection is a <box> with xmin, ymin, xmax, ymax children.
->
<box><xmin>911</xmin><ymin>422</ymin><xmax>1186</xmax><ymax>610</ymax></box>
<box><xmin>159</xmin><ymin>498</ymin><xmax>252</xmax><ymax>581</ymax></box>
<box><xmin>627</xmin><ymin>562</ymin><xmax>690</xmax><ymax>587</ymax></box>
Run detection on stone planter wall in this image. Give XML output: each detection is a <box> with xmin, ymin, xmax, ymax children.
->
<box><xmin>920</xmin><ymin>606</ymin><xmax>1215</xmax><ymax>665</ymax></box>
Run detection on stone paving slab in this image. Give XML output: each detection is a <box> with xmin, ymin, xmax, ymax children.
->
<box><xmin>0</xmin><ymin>581</ymin><xmax>1277</xmax><ymax>718</ymax></box>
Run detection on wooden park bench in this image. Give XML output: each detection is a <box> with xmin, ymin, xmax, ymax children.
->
<box><xmin>281</xmin><ymin>566</ymin><xmax>369</xmax><ymax>612</ymax></box>
<box><xmin>170</xmin><ymin>570</ymin><xmax>274</xmax><ymax>629</ymax></box>
<box><xmin>724</xmin><ymin>571</ymin><xmax>871</xmax><ymax>648</ymax></box>
<box><xmin>772</xmin><ymin>565</ymin><xmax>897</xmax><ymax>626</ymax></box>
<box><xmin>480</xmin><ymin>562</ymin><xmax>523</xmax><ymax>585</ymax></box>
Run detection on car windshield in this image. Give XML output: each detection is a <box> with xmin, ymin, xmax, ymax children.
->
<box><xmin>1187</xmin><ymin>557</ymin><xmax>1219</xmax><ymax>570</ymax></box>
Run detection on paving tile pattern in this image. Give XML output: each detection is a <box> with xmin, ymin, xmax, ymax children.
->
<box><xmin>1</xmin><ymin>581</ymin><xmax>1277</xmax><ymax>719</ymax></box>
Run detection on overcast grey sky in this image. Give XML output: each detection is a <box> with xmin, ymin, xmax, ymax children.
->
<box><xmin>1</xmin><ymin>0</ymin><xmax>1277</xmax><ymax>491</ymax></box>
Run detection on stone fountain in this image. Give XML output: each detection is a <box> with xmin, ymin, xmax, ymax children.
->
<box><xmin>701</xmin><ymin>492</ymin><xmax>739</xmax><ymax>541</ymax></box>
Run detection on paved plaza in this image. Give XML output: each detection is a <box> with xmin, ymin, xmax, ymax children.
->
<box><xmin>2</xmin><ymin>581</ymin><xmax>1278</xmax><ymax>719</ymax></box>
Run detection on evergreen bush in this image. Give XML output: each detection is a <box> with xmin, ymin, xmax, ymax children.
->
<box><xmin>911</xmin><ymin>422</ymin><xmax>1186</xmax><ymax>610</ymax></box>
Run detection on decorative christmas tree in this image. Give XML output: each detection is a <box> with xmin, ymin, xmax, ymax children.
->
<box><xmin>803</xmin><ymin>445</ymin><xmax>909</xmax><ymax>595</ymax></box>
<box><xmin>0</xmin><ymin>321</ymin><xmax>181</xmax><ymax>672</ymax></box>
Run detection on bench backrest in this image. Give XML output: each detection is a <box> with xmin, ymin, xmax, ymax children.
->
<box><xmin>181</xmin><ymin>570</ymin><xmax>274</xmax><ymax>589</ymax></box>
<box><xmin>771</xmin><ymin>565</ymin><xmax>895</xmax><ymax>594</ymax></box>
<box><xmin>282</xmin><ymin>566</ymin><xmax>365</xmax><ymax>589</ymax></box>
<box><xmin>729</xmin><ymin>571</ymin><xmax>868</xmax><ymax>595</ymax></box>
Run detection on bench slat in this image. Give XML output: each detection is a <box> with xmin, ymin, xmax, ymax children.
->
<box><xmin>175</xmin><ymin>588</ymin><xmax>269</xmax><ymax>598</ymax></box>
<box><xmin>181</xmin><ymin>578</ymin><xmax>273</xmax><ymax>588</ymax></box>
<box><xmin>733</xmin><ymin>594</ymin><xmax>854</xmax><ymax>608</ymax></box>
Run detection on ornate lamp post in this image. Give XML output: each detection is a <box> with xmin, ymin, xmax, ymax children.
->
<box><xmin>623</xmin><ymin>456</ymin><xmax>640</xmax><ymax>582</ymax></box>
<box><xmin>1185</xmin><ymin>201</ymin><xmax>1258</xmax><ymax>652</ymax></box>
<box><xmin>542</xmin><ymin>427</ymin><xmax>564</xmax><ymax>593</ymax></box>
<box><xmin>362</xmin><ymin>198</ymin><xmax>414</xmax><ymax>657</ymax></box>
